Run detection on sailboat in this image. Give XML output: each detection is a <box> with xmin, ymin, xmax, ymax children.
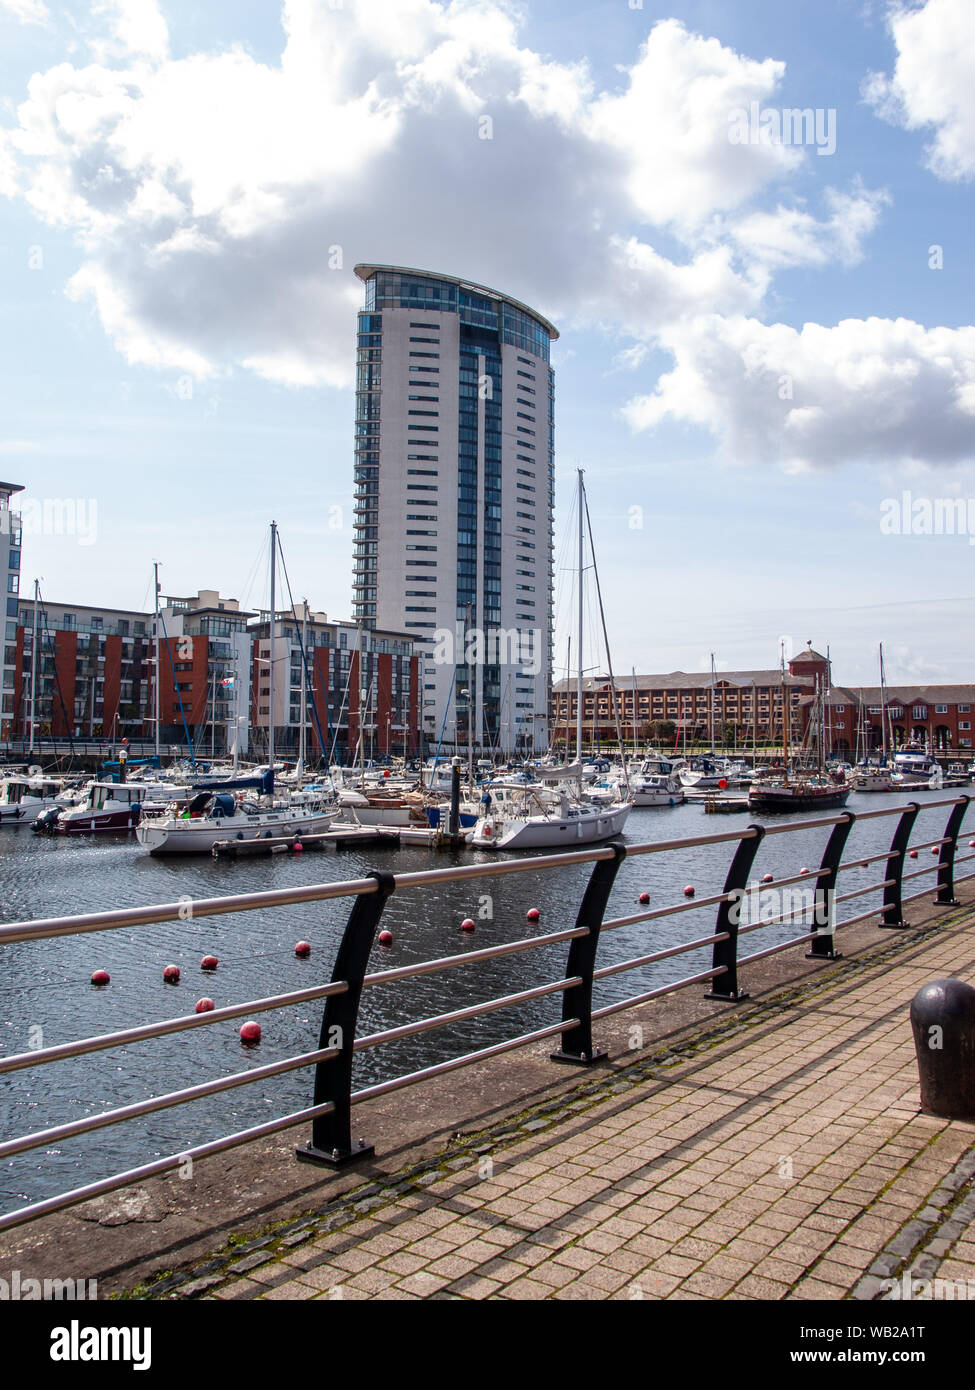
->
<box><xmin>470</xmin><ymin>470</ymin><xmax>632</xmax><ymax>850</ymax></box>
<box><xmin>851</xmin><ymin>645</ymin><xmax>898</xmax><ymax>792</ymax></box>
<box><xmin>136</xmin><ymin>522</ymin><xmax>339</xmax><ymax>854</ymax></box>
<box><xmin>748</xmin><ymin>648</ymin><xmax>851</xmax><ymax>813</ymax></box>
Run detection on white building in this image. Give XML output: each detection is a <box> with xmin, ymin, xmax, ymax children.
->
<box><xmin>352</xmin><ymin>264</ymin><xmax>555</xmax><ymax>758</ymax></box>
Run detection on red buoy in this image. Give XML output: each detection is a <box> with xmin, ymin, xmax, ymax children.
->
<box><xmin>638</xmin><ymin>892</ymin><xmax>650</xmax><ymax>905</ymax></box>
<box><xmin>718</xmin><ymin>778</ymin><xmax>728</xmax><ymax>790</ymax></box>
<box><xmin>378</xmin><ymin>930</ymin><xmax>393</xmax><ymax>945</ymax></box>
<box><xmin>931</xmin><ymin>846</ymin><xmax>940</xmax><ymax>855</ymax></box>
<box><xmin>201</xmin><ymin>955</ymin><xmax>218</xmax><ymax>971</ymax></box>
<box><xmin>163</xmin><ymin>964</ymin><xmax>180</xmax><ymax>984</ymax></box>
<box><xmin>526</xmin><ymin>908</ymin><xmax>540</xmax><ymax>922</ymax></box>
<box><xmin>799</xmin><ymin>868</ymin><xmax>809</xmax><ymax>875</ymax></box>
<box><xmin>460</xmin><ymin>918</ymin><xmax>476</xmax><ymax>932</ymax></box>
<box><xmin>970</xmin><ymin>840</ymin><xmax>975</xmax><ymax>849</ymax></box>
<box><xmin>240</xmin><ymin>1021</ymin><xmax>261</xmax><ymax>1043</ymax></box>
<box><xmin>683</xmin><ymin>885</ymin><xmax>695</xmax><ymax>897</ymax></box>
<box><xmin>293</xmin><ymin>841</ymin><xmax>303</xmax><ymax>854</ymax></box>
<box><xmin>761</xmin><ymin>874</ymin><xmax>774</xmax><ymax>883</ymax></box>
<box><xmin>294</xmin><ymin>941</ymin><xmax>311</xmax><ymax>957</ymax></box>
<box><xmin>909</xmin><ymin>850</ymin><xmax>918</xmax><ymax>858</ymax></box>
<box><xmin>91</xmin><ymin>969</ymin><xmax>110</xmax><ymax>986</ymax></box>
<box><xmin>195</xmin><ymin>998</ymin><xmax>215</xmax><ymax>1013</ymax></box>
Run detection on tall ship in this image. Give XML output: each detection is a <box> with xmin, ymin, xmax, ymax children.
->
<box><xmin>748</xmin><ymin>649</ymin><xmax>851</xmax><ymax>814</ymax></box>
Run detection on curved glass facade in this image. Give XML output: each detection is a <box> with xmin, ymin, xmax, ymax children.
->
<box><xmin>364</xmin><ymin>270</ymin><xmax>552</xmax><ymax>363</ymax></box>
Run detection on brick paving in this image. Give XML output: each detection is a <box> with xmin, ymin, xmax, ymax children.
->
<box><xmin>159</xmin><ymin>910</ymin><xmax>975</xmax><ymax>1301</ymax></box>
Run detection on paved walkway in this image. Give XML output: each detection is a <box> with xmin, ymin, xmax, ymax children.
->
<box><xmin>157</xmin><ymin>909</ymin><xmax>975</xmax><ymax>1301</ymax></box>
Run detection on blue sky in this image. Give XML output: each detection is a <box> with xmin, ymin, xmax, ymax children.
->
<box><xmin>0</xmin><ymin>0</ymin><xmax>972</xmax><ymax>689</ymax></box>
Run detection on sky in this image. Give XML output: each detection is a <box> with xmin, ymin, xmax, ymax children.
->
<box><xmin>0</xmin><ymin>0</ymin><xmax>973</xmax><ymax>690</ymax></box>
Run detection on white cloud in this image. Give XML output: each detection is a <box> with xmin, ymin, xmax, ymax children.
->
<box><xmin>622</xmin><ymin>314</ymin><xmax>975</xmax><ymax>472</ymax></box>
<box><xmin>864</xmin><ymin>0</ymin><xmax>975</xmax><ymax>180</ymax></box>
<box><xmin>728</xmin><ymin>183</ymin><xmax>890</xmax><ymax>270</ymax></box>
<box><xmin>90</xmin><ymin>0</ymin><xmax>169</xmax><ymax>63</ymax></box>
<box><xmin>585</xmin><ymin>19</ymin><xmax>801</xmax><ymax>231</ymax></box>
<box><xmin>0</xmin><ymin>0</ymin><xmax>50</xmax><ymax>26</ymax></box>
<box><xmin>0</xmin><ymin>6</ymin><xmax>811</xmax><ymax>387</ymax></box>
<box><xmin>0</xmin><ymin>0</ymin><xmax>949</xmax><ymax>486</ymax></box>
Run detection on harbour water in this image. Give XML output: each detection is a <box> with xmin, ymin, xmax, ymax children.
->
<box><xmin>0</xmin><ymin>786</ymin><xmax>966</xmax><ymax>1217</ymax></box>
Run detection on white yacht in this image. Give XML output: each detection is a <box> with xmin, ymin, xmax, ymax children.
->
<box><xmin>629</xmin><ymin>758</ymin><xmax>686</xmax><ymax>807</ymax></box>
<box><xmin>136</xmin><ymin>786</ymin><xmax>338</xmax><ymax>854</ymax></box>
<box><xmin>470</xmin><ymin>785</ymin><xmax>630</xmax><ymax>850</ymax></box>
<box><xmin>0</xmin><ymin>773</ymin><xmax>75</xmax><ymax>824</ymax></box>
<box><xmin>36</xmin><ymin>780</ymin><xmax>181</xmax><ymax>834</ymax></box>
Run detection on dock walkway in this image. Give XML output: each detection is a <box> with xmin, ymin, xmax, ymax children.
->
<box><xmin>133</xmin><ymin>899</ymin><xmax>975</xmax><ymax>1301</ymax></box>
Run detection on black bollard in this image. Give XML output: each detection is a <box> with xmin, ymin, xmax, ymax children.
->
<box><xmin>910</xmin><ymin>978</ymin><xmax>975</xmax><ymax>1118</ymax></box>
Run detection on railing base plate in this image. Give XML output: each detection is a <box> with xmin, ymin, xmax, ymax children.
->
<box><xmin>933</xmin><ymin>898</ymin><xmax>959</xmax><ymax>907</ymax></box>
<box><xmin>704</xmin><ymin>990</ymin><xmax>750</xmax><ymax>1003</ymax></box>
<box><xmin>806</xmin><ymin>949</ymin><xmax>842</xmax><ymax>961</ymax></box>
<box><xmin>550</xmin><ymin>1049</ymin><xmax>609</xmax><ymax>1067</ymax></box>
<box><xmin>295</xmin><ymin>1140</ymin><xmax>374</xmax><ymax>1168</ymax></box>
<box><xmin>878</xmin><ymin>920</ymin><xmax>911</xmax><ymax>930</ymax></box>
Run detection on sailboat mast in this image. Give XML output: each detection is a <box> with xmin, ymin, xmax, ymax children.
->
<box><xmin>632</xmin><ymin>668</ymin><xmax>638</xmax><ymax>759</ymax></box>
<box><xmin>299</xmin><ymin>599</ymin><xmax>308</xmax><ymax>767</ymax></box>
<box><xmin>28</xmin><ymin>579</ymin><xmax>39</xmax><ymax>755</ymax></box>
<box><xmin>709</xmin><ymin>652</ymin><xmax>716</xmax><ymax>752</ymax></box>
<box><xmin>781</xmin><ymin>641</ymin><xmax>790</xmax><ymax>784</ymax></box>
<box><xmin>576</xmin><ymin>469</ymin><xmax>584</xmax><ymax>783</ymax></box>
<box><xmin>879</xmin><ymin>642</ymin><xmax>889</xmax><ymax>761</ymax></box>
<box><xmin>269</xmin><ymin>521</ymin><xmax>276</xmax><ymax>778</ymax></box>
<box><xmin>152</xmin><ymin>563</ymin><xmax>160</xmax><ymax>759</ymax></box>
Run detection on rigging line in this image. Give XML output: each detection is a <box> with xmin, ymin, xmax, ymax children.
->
<box><xmin>157</xmin><ymin>610</ymin><xmax>197</xmax><ymax>772</ymax></box>
<box><xmin>275</xmin><ymin>531</ymin><xmax>335</xmax><ymax>783</ymax></box>
<box><xmin>583</xmin><ymin>488</ymin><xmax>627</xmax><ymax>787</ymax></box>
<box><xmin>237</xmin><ymin>531</ymin><xmax>270</xmax><ymax>618</ymax></box>
<box><xmin>33</xmin><ymin>581</ymin><xmax>74</xmax><ymax>768</ymax></box>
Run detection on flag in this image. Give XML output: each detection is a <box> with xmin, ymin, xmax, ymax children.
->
<box><xmin>220</xmin><ymin>677</ymin><xmax>235</xmax><ymax>688</ymax></box>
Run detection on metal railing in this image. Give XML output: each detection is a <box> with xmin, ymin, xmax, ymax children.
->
<box><xmin>0</xmin><ymin>794</ymin><xmax>971</xmax><ymax>1235</ymax></box>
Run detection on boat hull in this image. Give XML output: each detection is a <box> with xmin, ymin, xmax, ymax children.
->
<box><xmin>137</xmin><ymin>808</ymin><xmax>338</xmax><ymax>854</ymax></box>
<box><xmin>470</xmin><ymin>803</ymin><xmax>631</xmax><ymax>851</ymax></box>
<box><xmin>748</xmin><ymin>786</ymin><xmax>851</xmax><ymax>814</ymax></box>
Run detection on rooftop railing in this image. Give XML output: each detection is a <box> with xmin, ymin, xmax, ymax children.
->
<box><xmin>0</xmin><ymin>795</ymin><xmax>971</xmax><ymax>1235</ymax></box>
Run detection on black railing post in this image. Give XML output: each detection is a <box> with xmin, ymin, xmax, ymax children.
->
<box><xmin>296</xmin><ymin>869</ymin><xmax>396</xmax><ymax>1167</ymax></box>
<box><xmin>807</xmin><ymin>811</ymin><xmax>855</xmax><ymax>960</ymax></box>
<box><xmin>551</xmin><ymin>840</ymin><xmax>627</xmax><ymax>1065</ymax></box>
<box><xmin>706</xmin><ymin>825</ymin><xmax>765</xmax><ymax>1002</ymax></box>
<box><xmin>934</xmin><ymin>795</ymin><xmax>970</xmax><ymax>907</ymax></box>
<box><xmin>879</xmin><ymin>802</ymin><xmax>921</xmax><ymax>929</ymax></box>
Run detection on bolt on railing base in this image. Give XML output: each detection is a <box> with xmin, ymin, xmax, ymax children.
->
<box><xmin>549</xmin><ymin>1048</ymin><xmax>609</xmax><ymax>1067</ymax></box>
<box><xmin>295</xmin><ymin>1139</ymin><xmax>374</xmax><ymax>1168</ymax></box>
<box><xmin>878</xmin><ymin>918</ymin><xmax>911</xmax><ymax>930</ymax></box>
<box><xmin>704</xmin><ymin>988</ymin><xmax>750</xmax><ymax>1003</ymax></box>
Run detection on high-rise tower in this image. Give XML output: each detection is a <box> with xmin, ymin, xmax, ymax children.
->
<box><xmin>352</xmin><ymin>265</ymin><xmax>556</xmax><ymax>757</ymax></box>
